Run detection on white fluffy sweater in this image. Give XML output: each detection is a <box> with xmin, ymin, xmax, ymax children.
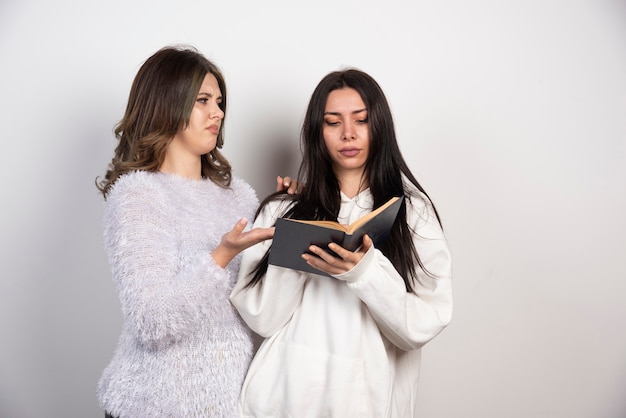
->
<box><xmin>98</xmin><ymin>171</ymin><xmax>258</xmax><ymax>418</ymax></box>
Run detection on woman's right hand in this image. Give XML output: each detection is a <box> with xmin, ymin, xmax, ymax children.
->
<box><xmin>276</xmin><ymin>176</ymin><xmax>301</xmax><ymax>194</ymax></box>
<box><xmin>211</xmin><ymin>218</ymin><xmax>275</xmax><ymax>268</ymax></box>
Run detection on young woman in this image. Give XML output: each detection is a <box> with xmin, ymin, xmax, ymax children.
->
<box><xmin>230</xmin><ymin>69</ymin><xmax>453</xmax><ymax>417</ymax></box>
<box><xmin>95</xmin><ymin>45</ymin><xmax>293</xmax><ymax>418</ymax></box>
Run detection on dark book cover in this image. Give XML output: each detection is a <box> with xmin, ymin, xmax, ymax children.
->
<box><xmin>268</xmin><ymin>196</ymin><xmax>404</xmax><ymax>276</ymax></box>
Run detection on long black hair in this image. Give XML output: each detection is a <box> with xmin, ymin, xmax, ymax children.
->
<box><xmin>247</xmin><ymin>69</ymin><xmax>442</xmax><ymax>292</ymax></box>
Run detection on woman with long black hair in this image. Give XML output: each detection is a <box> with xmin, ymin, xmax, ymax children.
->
<box><xmin>231</xmin><ymin>68</ymin><xmax>453</xmax><ymax>417</ymax></box>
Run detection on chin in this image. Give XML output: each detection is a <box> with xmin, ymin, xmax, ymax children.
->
<box><xmin>203</xmin><ymin>142</ymin><xmax>217</xmax><ymax>153</ymax></box>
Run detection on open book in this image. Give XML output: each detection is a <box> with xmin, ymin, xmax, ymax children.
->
<box><xmin>268</xmin><ymin>196</ymin><xmax>404</xmax><ymax>276</ymax></box>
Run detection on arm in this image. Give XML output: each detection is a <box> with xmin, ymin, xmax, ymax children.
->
<box><xmin>340</xmin><ymin>196</ymin><xmax>453</xmax><ymax>350</ymax></box>
<box><xmin>230</xmin><ymin>201</ymin><xmax>308</xmax><ymax>337</ymax></box>
<box><xmin>306</xmin><ymin>195</ymin><xmax>452</xmax><ymax>350</ymax></box>
<box><xmin>104</xmin><ymin>180</ymin><xmax>233</xmax><ymax>347</ymax></box>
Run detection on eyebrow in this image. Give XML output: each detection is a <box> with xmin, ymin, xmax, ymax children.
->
<box><xmin>324</xmin><ymin>108</ymin><xmax>367</xmax><ymax>116</ymax></box>
<box><xmin>198</xmin><ymin>92</ymin><xmax>223</xmax><ymax>100</ymax></box>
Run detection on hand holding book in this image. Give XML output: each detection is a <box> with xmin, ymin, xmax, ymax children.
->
<box><xmin>268</xmin><ymin>196</ymin><xmax>404</xmax><ymax>276</ymax></box>
<box><xmin>301</xmin><ymin>231</ymin><xmax>374</xmax><ymax>277</ymax></box>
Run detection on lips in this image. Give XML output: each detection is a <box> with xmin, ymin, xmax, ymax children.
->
<box><xmin>339</xmin><ymin>148</ymin><xmax>360</xmax><ymax>157</ymax></box>
<box><xmin>208</xmin><ymin>125</ymin><xmax>220</xmax><ymax>135</ymax></box>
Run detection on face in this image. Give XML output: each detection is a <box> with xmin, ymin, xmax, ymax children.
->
<box><xmin>169</xmin><ymin>73</ymin><xmax>224</xmax><ymax>158</ymax></box>
<box><xmin>323</xmin><ymin>87</ymin><xmax>370</xmax><ymax>179</ymax></box>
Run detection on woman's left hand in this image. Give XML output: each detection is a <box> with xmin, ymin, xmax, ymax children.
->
<box><xmin>302</xmin><ymin>234</ymin><xmax>373</xmax><ymax>276</ymax></box>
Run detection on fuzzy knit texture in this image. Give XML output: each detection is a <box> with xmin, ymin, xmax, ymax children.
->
<box><xmin>98</xmin><ymin>170</ymin><xmax>259</xmax><ymax>418</ymax></box>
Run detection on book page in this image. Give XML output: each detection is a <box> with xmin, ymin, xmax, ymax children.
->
<box><xmin>280</xmin><ymin>196</ymin><xmax>401</xmax><ymax>234</ymax></box>
<box><xmin>346</xmin><ymin>196</ymin><xmax>400</xmax><ymax>234</ymax></box>
<box><xmin>288</xmin><ymin>219</ymin><xmax>349</xmax><ymax>232</ymax></box>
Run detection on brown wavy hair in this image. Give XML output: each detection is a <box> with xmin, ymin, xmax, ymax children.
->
<box><xmin>96</xmin><ymin>45</ymin><xmax>231</xmax><ymax>198</ymax></box>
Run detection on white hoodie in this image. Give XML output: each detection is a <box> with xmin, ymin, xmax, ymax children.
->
<box><xmin>231</xmin><ymin>188</ymin><xmax>453</xmax><ymax>418</ymax></box>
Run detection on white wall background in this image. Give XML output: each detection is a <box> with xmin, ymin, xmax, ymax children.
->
<box><xmin>1</xmin><ymin>0</ymin><xmax>624</xmax><ymax>417</ymax></box>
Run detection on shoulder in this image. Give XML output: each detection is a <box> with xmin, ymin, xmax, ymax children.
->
<box><xmin>405</xmin><ymin>189</ymin><xmax>438</xmax><ymax>226</ymax></box>
<box><xmin>228</xmin><ymin>176</ymin><xmax>260</xmax><ymax>211</ymax></box>
<box><xmin>109</xmin><ymin>171</ymin><xmax>162</xmax><ymax>195</ymax></box>
<box><xmin>230</xmin><ymin>176</ymin><xmax>257</xmax><ymax>199</ymax></box>
<box><xmin>106</xmin><ymin>171</ymin><xmax>166</xmax><ymax>208</ymax></box>
<box><xmin>403</xmin><ymin>188</ymin><xmax>447</xmax><ymax>242</ymax></box>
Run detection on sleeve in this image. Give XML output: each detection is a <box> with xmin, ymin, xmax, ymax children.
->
<box><xmin>336</xmin><ymin>194</ymin><xmax>453</xmax><ymax>351</ymax></box>
<box><xmin>230</xmin><ymin>201</ymin><xmax>308</xmax><ymax>338</ymax></box>
<box><xmin>104</xmin><ymin>178</ymin><xmax>231</xmax><ymax>348</ymax></box>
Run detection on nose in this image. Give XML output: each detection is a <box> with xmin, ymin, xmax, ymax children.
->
<box><xmin>211</xmin><ymin>103</ymin><xmax>225</xmax><ymax>120</ymax></box>
<box><xmin>342</xmin><ymin>123</ymin><xmax>355</xmax><ymax>140</ymax></box>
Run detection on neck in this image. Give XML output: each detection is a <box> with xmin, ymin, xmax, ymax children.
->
<box><xmin>159</xmin><ymin>155</ymin><xmax>202</xmax><ymax>180</ymax></box>
<box><xmin>337</xmin><ymin>170</ymin><xmax>368</xmax><ymax>198</ymax></box>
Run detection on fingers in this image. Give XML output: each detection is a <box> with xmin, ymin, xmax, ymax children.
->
<box><xmin>286</xmin><ymin>178</ymin><xmax>298</xmax><ymax>195</ymax></box>
<box><xmin>303</xmin><ymin>245</ymin><xmax>355</xmax><ymax>275</ymax></box>
<box><xmin>245</xmin><ymin>226</ymin><xmax>275</xmax><ymax>244</ymax></box>
<box><xmin>361</xmin><ymin>234</ymin><xmax>373</xmax><ymax>252</ymax></box>
<box><xmin>276</xmin><ymin>176</ymin><xmax>286</xmax><ymax>192</ymax></box>
<box><xmin>230</xmin><ymin>217</ymin><xmax>249</xmax><ymax>235</ymax></box>
<box><xmin>276</xmin><ymin>176</ymin><xmax>299</xmax><ymax>194</ymax></box>
<box><xmin>213</xmin><ymin>221</ymin><xmax>271</xmax><ymax>268</ymax></box>
<box><xmin>225</xmin><ymin>218</ymin><xmax>266</xmax><ymax>248</ymax></box>
<box><xmin>303</xmin><ymin>235</ymin><xmax>372</xmax><ymax>275</ymax></box>
<box><xmin>302</xmin><ymin>252</ymin><xmax>347</xmax><ymax>276</ymax></box>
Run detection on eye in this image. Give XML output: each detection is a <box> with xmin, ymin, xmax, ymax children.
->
<box><xmin>197</xmin><ymin>98</ymin><xmax>209</xmax><ymax>104</ymax></box>
<box><xmin>357</xmin><ymin>118</ymin><xmax>368</xmax><ymax>124</ymax></box>
<box><xmin>324</xmin><ymin>119</ymin><xmax>339</xmax><ymax>126</ymax></box>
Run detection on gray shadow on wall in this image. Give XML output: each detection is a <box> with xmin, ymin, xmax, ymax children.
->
<box><xmin>24</xmin><ymin>108</ymin><xmax>123</xmax><ymax>417</ymax></box>
<box><xmin>236</xmin><ymin>128</ymin><xmax>302</xmax><ymax>201</ymax></box>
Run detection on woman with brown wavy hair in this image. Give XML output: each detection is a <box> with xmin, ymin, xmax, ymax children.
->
<box><xmin>96</xmin><ymin>45</ymin><xmax>283</xmax><ymax>418</ymax></box>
